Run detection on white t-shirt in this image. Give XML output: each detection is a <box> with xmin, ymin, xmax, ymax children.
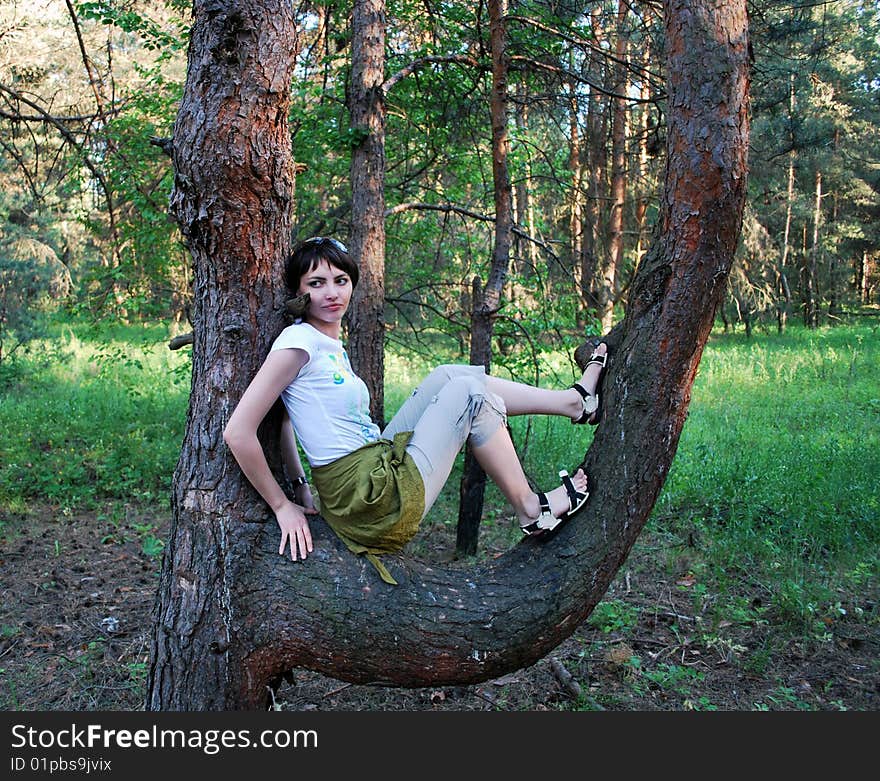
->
<box><xmin>270</xmin><ymin>322</ymin><xmax>380</xmax><ymax>466</ymax></box>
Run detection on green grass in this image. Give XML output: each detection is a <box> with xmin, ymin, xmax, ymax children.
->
<box><xmin>2</xmin><ymin>318</ymin><xmax>877</xmax><ymax>633</ymax></box>
<box><xmin>0</xmin><ymin>320</ymin><xmax>190</xmax><ymax>514</ymax></box>
<box><xmin>653</xmin><ymin>323</ymin><xmax>880</xmax><ymax>631</ymax></box>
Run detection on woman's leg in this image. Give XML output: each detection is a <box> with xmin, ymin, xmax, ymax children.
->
<box><xmin>395</xmin><ymin>371</ymin><xmax>507</xmax><ymax>516</ymax></box>
<box><xmin>470</xmin><ymin>426</ymin><xmax>589</xmax><ymax>527</ymax></box>
<box><xmin>395</xmin><ymin>370</ymin><xmax>588</xmax><ymax>526</ymax></box>
<box><xmin>383</xmin><ymin>360</ymin><xmax>594</xmax><ymax>523</ymax></box>
<box><xmin>381</xmin><ymin>365</ymin><xmax>486</xmax><ymax>441</ymax></box>
<box><xmin>485</xmin><ymin>343</ymin><xmax>607</xmax><ymax>418</ymax></box>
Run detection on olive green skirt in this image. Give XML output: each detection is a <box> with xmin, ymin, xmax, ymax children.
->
<box><xmin>311</xmin><ymin>431</ymin><xmax>425</xmax><ymax>585</ymax></box>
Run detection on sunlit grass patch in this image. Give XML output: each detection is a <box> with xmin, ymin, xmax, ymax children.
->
<box><xmin>655</xmin><ymin>322</ymin><xmax>880</xmax><ymax>627</ymax></box>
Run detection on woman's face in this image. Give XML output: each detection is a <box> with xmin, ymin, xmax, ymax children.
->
<box><xmin>297</xmin><ymin>259</ymin><xmax>353</xmax><ymax>332</ymax></box>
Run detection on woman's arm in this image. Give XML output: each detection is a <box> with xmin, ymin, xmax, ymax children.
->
<box><xmin>280</xmin><ymin>410</ymin><xmax>316</xmax><ymax>512</ymax></box>
<box><xmin>223</xmin><ymin>348</ymin><xmax>314</xmax><ymax>561</ymax></box>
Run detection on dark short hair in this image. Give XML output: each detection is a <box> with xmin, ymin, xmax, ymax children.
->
<box><xmin>285</xmin><ymin>237</ymin><xmax>358</xmax><ymax>294</ymax></box>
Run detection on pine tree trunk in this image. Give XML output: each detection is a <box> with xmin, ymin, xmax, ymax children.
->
<box><xmin>857</xmin><ymin>250</ymin><xmax>868</xmax><ymax>303</ymax></box>
<box><xmin>146</xmin><ymin>0</ymin><xmax>298</xmax><ymax>710</ymax></box>
<box><xmin>803</xmin><ymin>170</ymin><xmax>822</xmax><ymax>328</ymax></box>
<box><xmin>348</xmin><ymin>0</ymin><xmax>387</xmax><ymax>425</ymax></box>
<box><xmin>513</xmin><ymin>88</ymin><xmax>536</xmax><ymax>281</ymax></box>
<box><xmin>147</xmin><ymin>0</ymin><xmax>749</xmax><ymax>710</ymax></box>
<box><xmin>633</xmin><ymin>80</ymin><xmax>652</xmax><ymax>274</ymax></box>
<box><xmin>457</xmin><ymin>0</ymin><xmax>513</xmax><ymax>555</ymax></box>
<box><xmin>828</xmin><ymin>138</ymin><xmax>840</xmax><ymax>317</ymax></box>
<box><xmin>600</xmin><ymin>0</ymin><xmax>630</xmax><ymax>332</ymax></box>
<box><xmin>581</xmin><ymin>10</ymin><xmax>607</xmax><ymax>312</ymax></box>
<box><xmin>569</xmin><ymin>67</ymin><xmax>584</xmax><ymax>297</ymax></box>
<box><xmin>778</xmin><ymin>135</ymin><xmax>795</xmax><ymax>333</ymax></box>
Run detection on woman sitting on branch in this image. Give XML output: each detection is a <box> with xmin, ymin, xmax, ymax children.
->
<box><xmin>223</xmin><ymin>237</ymin><xmax>609</xmax><ymax>583</ymax></box>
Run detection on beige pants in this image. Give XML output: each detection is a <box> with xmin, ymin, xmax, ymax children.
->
<box><xmin>381</xmin><ymin>365</ymin><xmax>507</xmax><ymax>516</ymax></box>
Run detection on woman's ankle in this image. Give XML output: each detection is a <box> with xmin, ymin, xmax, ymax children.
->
<box><xmin>564</xmin><ymin>387</ymin><xmax>586</xmax><ymax>420</ymax></box>
<box><xmin>517</xmin><ymin>492</ymin><xmax>542</xmax><ymax>524</ymax></box>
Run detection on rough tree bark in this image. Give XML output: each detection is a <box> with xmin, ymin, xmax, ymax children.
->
<box><xmin>348</xmin><ymin>0</ymin><xmax>387</xmax><ymax>425</ymax></box>
<box><xmin>568</xmin><ymin>64</ymin><xmax>583</xmax><ymax>293</ymax></box>
<box><xmin>145</xmin><ymin>0</ymin><xmax>298</xmax><ymax>710</ymax></box>
<box><xmin>146</xmin><ymin>0</ymin><xmax>749</xmax><ymax>710</ymax></box>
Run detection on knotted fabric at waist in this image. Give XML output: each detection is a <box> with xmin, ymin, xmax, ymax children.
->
<box><xmin>311</xmin><ymin>430</ymin><xmax>425</xmax><ymax>584</ymax></box>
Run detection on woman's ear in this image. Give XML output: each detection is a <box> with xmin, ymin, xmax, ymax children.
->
<box><xmin>285</xmin><ymin>292</ymin><xmax>311</xmax><ymax>322</ymax></box>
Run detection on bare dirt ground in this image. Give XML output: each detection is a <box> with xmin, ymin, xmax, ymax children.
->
<box><xmin>1</xmin><ymin>506</ymin><xmax>877</xmax><ymax>712</ymax></box>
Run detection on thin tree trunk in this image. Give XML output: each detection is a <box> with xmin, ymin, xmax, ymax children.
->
<box><xmin>513</xmin><ymin>88</ymin><xmax>536</xmax><ymax>287</ymax></box>
<box><xmin>599</xmin><ymin>0</ymin><xmax>629</xmax><ymax>332</ymax></box>
<box><xmin>828</xmin><ymin>130</ymin><xmax>840</xmax><ymax>316</ymax></box>
<box><xmin>778</xmin><ymin>113</ymin><xmax>795</xmax><ymax>333</ymax></box>
<box><xmin>857</xmin><ymin>250</ymin><xmax>868</xmax><ymax>303</ymax></box>
<box><xmin>803</xmin><ymin>170</ymin><xmax>822</xmax><ymax>328</ymax></box>
<box><xmin>348</xmin><ymin>0</ymin><xmax>387</xmax><ymax>425</ymax></box>
<box><xmin>633</xmin><ymin>81</ymin><xmax>651</xmax><ymax>275</ymax></box>
<box><xmin>581</xmin><ymin>7</ymin><xmax>607</xmax><ymax>312</ymax></box>
<box><xmin>457</xmin><ymin>0</ymin><xmax>514</xmax><ymax>555</ymax></box>
<box><xmin>580</xmin><ymin>83</ymin><xmax>603</xmax><ymax>310</ymax></box>
<box><xmin>569</xmin><ymin>66</ymin><xmax>584</xmax><ymax>299</ymax></box>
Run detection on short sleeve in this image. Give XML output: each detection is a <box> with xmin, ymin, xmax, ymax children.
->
<box><xmin>270</xmin><ymin>325</ymin><xmax>313</xmax><ymax>362</ymax></box>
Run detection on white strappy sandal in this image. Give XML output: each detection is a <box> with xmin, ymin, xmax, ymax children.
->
<box><xmin>521</xmin><ymin>469</ymin><xmax>590</xmax><ymax>536</ymax></box>
<box><xmin>571</xmin><ymin>344</ymin><xmax>609</xmax><ymax>426</ymax></box>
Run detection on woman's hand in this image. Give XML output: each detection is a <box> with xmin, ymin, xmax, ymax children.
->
<box><xmin>275</xmin><ymin>499</ymin><xmax>314</xmax><ymax>561</ymax></box>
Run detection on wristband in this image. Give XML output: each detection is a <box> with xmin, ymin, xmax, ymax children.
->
<box><xmin>291</xmin><ymin>475</ymin><xmax>308</xmax><ymax>487</ymax></box>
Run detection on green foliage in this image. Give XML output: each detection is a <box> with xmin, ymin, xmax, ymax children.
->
<box><xmin>744</xmin><ymin>0</ymin><xmax>880</xmax><ymax>325</ymax></box>
<box><xmin>76</xmin><ymin>1</ymin><xmax>189</xmax><ymax>55</ymax></box>
<box><xmin>640</xmin><ymin>663</ymin><xmax>705</xmax><ymax>696</ymax></box>
<box><xmin>131</xmin><ymin>519</ymin><xmax>166</xmax><ymax>558</ymax></box>
<box><xmin>77</xmin><ymin>3</ymin><xmax>187</xmax><ymax>319</ymax></box>
<box><xmin>0</xmin><ymin>2</ymin><xmax>188</xmax><ymax>321</ymax></box>
<box><xmin>753</xmin><ymin>685</ymin><xmax>816</xmax><ymax>712</ymax></box>
<box><xmin>0</xmin><ymin>0</ymin><xmax>877</xmax><ymax>340</ymax></box>
<box><xmin>94</xmin><ymin>66</ymin><xmax>184</xmax><ymax>318</ymax></box>
<box><xmin>587</xmin><ymin>599</ymin><xmax>640</xmax><ymax>634</ymax></box>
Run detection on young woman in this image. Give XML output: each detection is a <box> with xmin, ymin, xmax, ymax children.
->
<box><xmin>224</xmin><ymin>237</ymin><xmax>608</xmax><ymax>583</ymax></box>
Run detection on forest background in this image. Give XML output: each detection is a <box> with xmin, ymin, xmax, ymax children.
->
<box><xmin>0</xmin><ymin>0</ymin><xmax>877</xmax><ymax>710</ymax></box>
<box><xmin>3</xmin><ymin>0</ymin><xmax>879</xmax><ymax>352</ymax></box>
